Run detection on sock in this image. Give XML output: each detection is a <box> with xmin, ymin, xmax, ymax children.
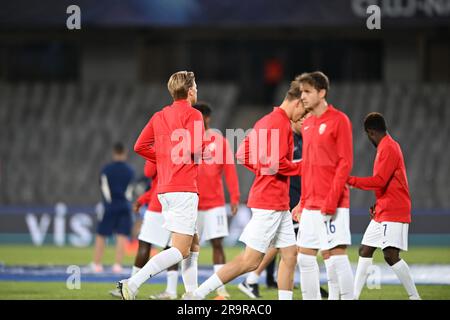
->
<box><xmin>131</xmin><ymin>266</ymin><xmax>141</xmax><ymax>277</ymax></box>
<box><xmin>298</xmin><ymin>254</ymin><xmax>320</xmax><ymax>300</ymax></box>
<box><xmin>324</xmin><ymin>258</ymin><xmax>340</xmax><ymax>300</ymax></box>
<box><xmin>194</xmin><ymin>273</ymin><xmax>223</xmax><ymax>299</ymax></box>
<box><xmin>278</xmin><ymin>290</ymin><xmax>293</xmax><ymax>300</ymax></box>
<box><xmin>214</xmin><ymin>264</ymin><xmax>228</xmax><ymax>296</ymax></box>
<box><xmin>353</xmin><ymin>257</ymin><xmax>373</xmax><ymax>299</ymax></box>
<box><xmin>331</xmin><ymin>255</ymin><xmax>355</xmax><ymax>300</ymax></box>
<box><xmin>128</xmin><ymin>247</ymin><xmax>183</xmax><ymax>293</ymax></box>
<box><xmin>182</xmin><ymin>251</ymin><xmax>199</xmax><ymax>293</ymax></box>
<box><xmin>166</xmin><ymin>270</ymin><xmax>179</xmax><ymax>295</ymax></box>
<box><xmin>391</xmin><ymin>259</ymin><xmax>420</xmax><ymax>299</ymax></box>
<box><xmin>246</xmin><ymin>271</ymin><xmax>260</xmax><ymax>285</ymax></box>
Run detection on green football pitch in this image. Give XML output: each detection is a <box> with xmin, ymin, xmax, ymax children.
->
<box><xmin>1</xmin><ymin>245</ymin><xmax>449</xmax><ymax>300</ymax></box>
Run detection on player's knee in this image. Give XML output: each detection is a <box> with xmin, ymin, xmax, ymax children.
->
<box><xmin>383</xmin><ymin>251</ymin><xmax>399</xmax><ymax>266</ymax></box>
<box><xmin>359</xmin><ymin>245</ymin><xmax>373</xmax><ymax>258</ymax></box>
<box><xmin>298</xmin><ymin>254</ymin><xmax>317</xmax><ymax>272</ymax></box>
<box><xmin>283</xmin><ymin>255</ymin><xmax>297</xmax><ymax>269</ymax></box>
<box><xmin>242</xmin><ymin>260</ymin><xmax>260</xmax><ymax>273</ymax></box>
<box><xmin>137</xmin><ymin>242</ymin><xmax>151</xmax><ymax>258</ymax></box>
<box><xmin>176</xmin><ymin>246</ymin><xmax>192</xmax><ymax>259</ymax></box>
<box><xmin>211</xmin><ymin>239</ymin><xmax>223</xmax><ymax>250</ymax></box>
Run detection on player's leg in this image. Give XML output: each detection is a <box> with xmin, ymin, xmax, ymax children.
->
<box><xmin>189</xmin><ymin>208</ymin><xmax>283</xmax><ymax>300</ymax></box>
<box><xmin>326</xmin><ymin>209</ymin><xmax>354</xmax><ymax>300</ymax></box>
<box><xmin>328</xmin><ymin>245</ymin><xmax>354</xmax><ymax>300</ymax></box>
<box><xmin>164</xmin><ymin>260</ymin><xmax>180</xmax><ymax>299</ymax></box>
<box><xmin>269</xmin><ymin>210</ymin><xmax>297</xmax><ymax>300</ymax></box>
<box><xmin>321</xmin><ymin>249</ymin><xmax>339</xmax><ymax>299</ymax></box>
<box><xmin>383</xmin><ymin>247</ymin><xmax>419</xmax><ymax>299</ymax></box>
<box><xmin>265</xmin><ymin>255</ymin><xmax>278</xmax><ymax>288</ymax></box>
<box><xmin>113</xmin><ymin>234</ymin><xmax>128</xmax><ymax>273</ymax></box>
<box><xmin>93</xmin><ymin>208</ymin><xmax>115</xmax><ymax>272</ymax></box>
<box><xmin>190</xmin><ymin>246</ymin><xmax>264</xmax><ymax>299</ymax></box>
<box><xmin>297</xmin><ymin>209</ymin><xmax>321</xmax><ymax>300</ymax></box>
<box><xmin>277</xmin><ymin>245</ymin><xmax>297</xmax><ymax>300</ymax></box>
<box><xmin>92</xmin><ymin>235</ymin><xmax>106</xmax><ymax>272</ymax></box>
<box><xmin>181</xmin><ymin>232</ymin><xmax>200</xmax><ymax>294</ymax></box>
<box><xmin>354</xmin><ymin>219</ymin><xmax>381</xmax><ymax>299</ymax></box>
<box><xmin>210</xmin><ymin>237</ymin><xmax>230</xmax><ymax>298</ymax></box>
<box><xmin>110</xmin><ymin>239</ymin><xmax>152</xmax><ymax>298</ymax></box>
<box><xmin>298</xmin><ymin>247</ymin><xmax>320</xmax><ymax>299</ymax></box>
<box><xmin>382</xmin><ymin>222</ymin><xmax>420</xmax><ymax>300</ymax></box>
<box><xmin>353</xmin><ymin>244</ymin><xmax>377</xmax><ymax>299</ymax></box>
<box><xmin>118</xmin><ymin>193</ymin><xmax>197</xmax><ymax>299</ymax></box>
<box><xmin>200</xmin><ymin>207</ymin><xmax>231</xmax><ymax>298</ymax></box>
<box><xmin>240</xmin><ymin>246</ymin><xmax>278</xmax><ymax>298</ymax></box>
<box><xmin>112</xmin><ymin>208</ymin><xmax>133</xmax><ymax>273</ymax></box>
<box><xmin>134</xmin><ymin>240</ymin><xmax>152</xmax><ymax>273</ymax></box>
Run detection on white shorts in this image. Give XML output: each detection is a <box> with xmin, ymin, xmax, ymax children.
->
<box><xmin>138</xmin><ymin>210</ymin><xmax>172</xmax><ymax>248</ymax></box>
<box><xmin>197</xmin><ymin>206</ymin><xmax>229</xmax><ymax>241</ymax></box>
<box><xmin>239</xmin><ymin>209</ymin><xmax>296</xmax><ymax>254</ymax></box>
<box><xmin>297</xmin><ymin>208</ymin><xmax>351</xmax><ymax>250</ymax></box>
<box><xmin>157</xmin><ymin>192</ymin><xmax>199</xmax><ymax>236</ymax></box>
<box><xmin>362</xmin><ymin>220</ymin><xmax>409</xmax><ymax>251</ymax></box>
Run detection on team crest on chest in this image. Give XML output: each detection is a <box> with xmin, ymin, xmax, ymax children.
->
<box><xmin>208</xmin><ymin>143</ymin><xmax>216</xmax><ymax>152</ymax></box>
<box><xmin>319</xmin><ymin>123</ymin><xmax>327</xmax><ymax>135</ymax></box>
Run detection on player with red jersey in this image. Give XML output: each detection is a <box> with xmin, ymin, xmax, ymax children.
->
<box><xmin>118</xmin><ymin>71</ymin><xmax>208</xmax><ymax>300</ymax></box>
<box><xmin>110</xmin><ymin>160</ymin><xmax>179</xmax><ymax>299</ymax></box>
<box><xmin>185</xmin><ymin>78</ymin><xmax>306</xmax><ymax>300</ymax></box>
<box><xmin>348</xmin><ymin>112</ymin><xmax>420</xmax><ymax>300</ymax></box>
<box><xmin>294</xmin><ymin>71</ymin><xmax>354</xmax><ymax>300</ymax></box>
<box><xmin>193</xmin><ymin>102</ymin><xmax>240</xmax><ymax>299</ymax></box>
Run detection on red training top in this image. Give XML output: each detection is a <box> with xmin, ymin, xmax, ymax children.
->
<box><xmin>348</xmin><ymin>134</ymin><xmax>411</xmax><ymax>223</ymax></box>
<box><xmin>236</xmin><ymin>107</ymin><xmax>301</xmax><ymax>211</ymax></box>
<box><xmin>134</xmin><ymin>99</ymin><xmax>207</xmax><ymax>194</ymax></box>
<box><xmin>197</xmin><ymin>130</ymin><xmax>240</xmax><ymax>210</ymax></box>
<box><xmin>300</xmin><ymin>105</ymin><xmax>353</xmax><ymax>215</ymax></box>
<box><xmin>137</xmin><ymin>161</ymin><xmax>162</xmax><ymax>213</ymax></box>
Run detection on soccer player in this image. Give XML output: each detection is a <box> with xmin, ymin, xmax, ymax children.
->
<box><xmin>294</xmin><ymin>71</ymin><xmax>354</xmax><ymax>300</ymax></box>
<box><xmin>193</xmin><ymin>102</ymin><xmax>240</xmax><ymax>300</ymax></box>
<box><xmin>110</xmin><ymin>160</ymin><xmax>180</xmax><ymax>299</ymax></box>
<box><xmin>117</xmin><ymin>71</ymin><xmax>207</xmax><ymax>300</ymax></box>
<box><xmin>185</xmin><ymin>77</ymin><xmax>306</xmax><ymax>300</ymax></box>
<box><xmin>348</xmin><ymin>112</ymin><xmax>421</xmax><ymax>300</ymax></box>
<box><xmin>92</xmin><ymin>142</ymin><xmax>135</xmax><ymax>274</ymax></box>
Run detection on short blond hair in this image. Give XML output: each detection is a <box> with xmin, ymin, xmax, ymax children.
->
<box><xmin>167</xmin><ymin>71</ymin><xmax>195</xmax><ymax>100</ymax></box>
<box><xmin>284</xmin><ymin>78</ymin><xmax>302</xmax><ymax>101</ymax></box>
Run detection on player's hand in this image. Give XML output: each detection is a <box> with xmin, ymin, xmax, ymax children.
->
<box><xmin>230</xmin><ymin>203</ymin><xmax>239</xmax><ymax>216</ymax></box>
<box><xmin>292</xmin><ymin>205</ymin><xmax>301</xmax><ymax>222</ymax></box>
<box><xmin>132</xmin><ymin>201</ymin><xmax>142</xmax><ymax>213</ymax></box>
<box><xmin>369</xmin><ymin>205</ymin><xmax>375</xmax><ymax>219</ymax></box>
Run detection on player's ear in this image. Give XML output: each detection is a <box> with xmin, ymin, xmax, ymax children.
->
<box><xmin>319</xmin><ymin>89</ymin><xmax>326</xmax><ymax>99</ymax></box>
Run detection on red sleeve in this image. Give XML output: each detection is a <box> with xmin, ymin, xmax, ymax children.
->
<box><xmin>236</xmin><ymin>129</ymin><xmax>259</xmax><ymax>174</ymax></box>
<box><xmin>348</xmin><ymin>145</ymin><xmax>398</xmax><ymax>191</ymax></box>
<box><xmin>322</xmin><ymin>115</ymin><xmax>353</xmax><ymax>214</ymax></box>
<box><xmin>143</xmin><ymin>161</ymin><xmax>157</xmax><ymax>179</ymax></box>
<box><xmin>222</xmin><ymin>138</ymin><xmax>240</xmax><ymax>204</ymax></box>
<box><xmin>260</xmin><ymin>123</ymin><xmax>301</xmax><ymax>176</ymax></box>
<box><xmin>137</xmin><ymin>189</ymin><xmax>151</xmax><ymax>205</ymax></box>
<box><xmin>276</xmin><ymin>126</ymin><xmax>302</xmax><ymax>176</ymax></box>
<box><xmin>134</xmin><ymin>116</ymin><xmax>156</xmax><ymax>162</ymax></box>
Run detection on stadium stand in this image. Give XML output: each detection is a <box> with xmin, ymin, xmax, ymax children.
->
<box><xmin>0</xmin><ymin>82</ymin><xmax>238</xmax><ymax>205</ymax></box>
<box><xmin>0</xmin><ymin>82</ymin><xmax>448</xmax><ymax>208</ymax></box>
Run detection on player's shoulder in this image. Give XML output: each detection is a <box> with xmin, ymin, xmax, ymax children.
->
<box><xmin>331</xmin><ymin>105</ymin><xmax>351</xmax><ymax>122</ymax></box>
<box><xmin>384</xmin><ymin>135</ymin><xmax>402</xmax><ymax>153</ymax></box>
<box><xmin>188</xmin><ymin>106</ymin><xmax>203</xmax><ymax>119</ymax></box>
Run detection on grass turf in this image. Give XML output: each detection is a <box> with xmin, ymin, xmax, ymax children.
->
<box><xmin>1</xmin><ymin>245</ymin><xmax>450</xmax><ymax>266</ymax></box>
<box><xmin>0</xmin><ymin>282</ymin><xmax>449</xmax><ymax>300</ymax></box>
<box><xmin>1</xmin><ymin>245</ymin><xmax>449</xmax><ymax>300</ymax></box>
